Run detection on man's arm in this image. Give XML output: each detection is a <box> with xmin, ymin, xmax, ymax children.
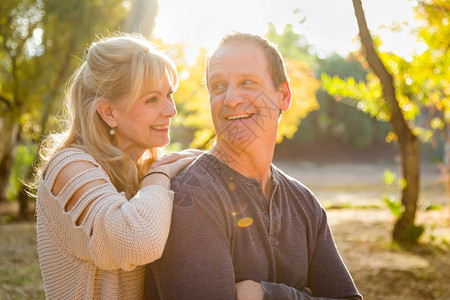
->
<box><xmin>305</xmin><ymin>207</ymin><xmax>361</xmax><ymax>299</ymax></box>
<box><xmin>147</xmin><ymin>198</ymin><xmax>238</xmax><ymax>300</ymax></box>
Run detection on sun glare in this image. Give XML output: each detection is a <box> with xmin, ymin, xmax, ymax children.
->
<box><xmin>153</xmin><ymin>0</ymin><xmax>421</xmax><ymax>64</ymax></box>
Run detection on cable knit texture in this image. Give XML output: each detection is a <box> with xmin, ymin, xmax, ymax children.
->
<box><xmin>36</xmin><ymin>148</ymin><xmax>174</xmax><ymax>299</ymax></box>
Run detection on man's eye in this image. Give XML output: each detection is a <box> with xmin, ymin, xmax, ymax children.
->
<box><xmin>242</xmin><ymin>80</ymin><xmax>253</xmax><ymax>85</ymax></box>
<box><xmin>212</xmin><ymin>83</ymin><xmax>225</xmax><ymax>92</ymax></box>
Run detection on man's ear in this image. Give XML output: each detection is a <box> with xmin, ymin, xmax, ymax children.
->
<box><xmin>95</xmin><ymin>98</ymin><xmax>118</xmax><ymax>128</ymax></box>
<box><xmin>279</xmin><ymin>82</ymin><xmax>291</xmax><ymax>112</ymax></box>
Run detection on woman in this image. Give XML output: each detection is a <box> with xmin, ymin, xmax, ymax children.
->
<box><xmin>35</xmin><ymin>33</ymin><xmax>199</xmax><ymax>299</ymax></box>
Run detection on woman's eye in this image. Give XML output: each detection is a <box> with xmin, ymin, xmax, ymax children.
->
<box><xmin>146</xmin><ymin>96</ymin><xmax>157</xmax><ymax>104</ymax></box>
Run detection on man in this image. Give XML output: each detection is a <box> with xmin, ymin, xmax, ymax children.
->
<box><xmin>146</xmin><ymin>32</ymin><xmax>362</xmax><ymax>300</ymax></box>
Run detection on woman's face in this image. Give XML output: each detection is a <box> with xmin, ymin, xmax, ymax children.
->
<box><xmin>113</xmin><ymin>75</ymin><xmax>177</xmax><ymax>159</ymax></box>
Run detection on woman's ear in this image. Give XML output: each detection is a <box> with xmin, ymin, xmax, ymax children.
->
<box><xmin>95</xmin><ymin>98</ymin><xmax>118</xmax><ymax>128</ymax></box>
<box><xmin>279</xmin><ymin>82</ymin><xmax>292</xmax><ymax>112</ymax></box>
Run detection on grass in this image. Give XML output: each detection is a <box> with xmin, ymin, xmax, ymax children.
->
<box><xmin>0</xmin><ymin>223</ymin><xmax>44</xmax><ymax>300</ymax></box>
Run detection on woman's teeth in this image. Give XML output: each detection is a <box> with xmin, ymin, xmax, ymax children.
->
<box><xmin>151</xmin><ymin>125</ymin><xmax>169</xmax><ymax>130</ymax></box>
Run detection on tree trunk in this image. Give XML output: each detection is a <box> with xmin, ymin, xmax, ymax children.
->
<box><xmin>0</xmin><ymin>113</ymin><xmax>20</xmax><ymax>202</ymax></box>
<box><xmin>393</xmin><ymin>135</ymin><xmax>420</xmax><ymax>242</ymax></box>
<box><xmin>123</xmin><ymin>0</ymin><xmax>159</xmax><ymax>38</ymax></box>
<box><xmin>445</xmin><ymin>122</ymin><xmax>450</xmax><ymax>192</ymax></box>
<box><xmin>445</xmin><ymin>122</ymin><xmax>450</xmax><ymax>224</ymax></box>
<box><xmin>352</xmin><ymin>0</ymin><xmax>421</xmax><ymax>245</ymax></box>
<box><xmin>17</xmin><ymin>147</ymin><xmax>40</xmax><ymax>221</ymax></box>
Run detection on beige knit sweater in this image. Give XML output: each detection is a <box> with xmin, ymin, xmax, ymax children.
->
<box><xmin>36</xmin><ymin>148</ymin><xmax>174</xmax><ymax>299</ymax></box>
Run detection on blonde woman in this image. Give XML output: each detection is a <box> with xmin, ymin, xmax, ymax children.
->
<box><xmin>35</xmin><ymin>33</ymin><xmax>200</xmax><ymax>299</ymax></box>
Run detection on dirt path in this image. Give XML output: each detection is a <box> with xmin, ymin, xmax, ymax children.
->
<box><xmin>274</xmin><ymin>159</ymin><xmax>447</xmax><ymax>206</ymax></box>
<box><xmin>274</xmin><ymin>160</ymin><xmax>450</xmax><ymax>299</ymax></box>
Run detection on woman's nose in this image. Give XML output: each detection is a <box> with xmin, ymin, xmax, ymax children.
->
<box><xmin>162</xmin><ymin>98</ymin><xmax>177</xmax><ymax>118</ymax></box>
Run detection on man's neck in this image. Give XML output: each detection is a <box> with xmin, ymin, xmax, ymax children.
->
<box><xmin>209</xmin><ymin>142</ymin><xmax>274</xmax><ymax>196</ymax></box>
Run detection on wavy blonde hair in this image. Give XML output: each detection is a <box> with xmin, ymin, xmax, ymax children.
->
<box><xmin>39</xmin><ymin>33</ymin><xmax>178</xmax><ymax>198</ymax></box>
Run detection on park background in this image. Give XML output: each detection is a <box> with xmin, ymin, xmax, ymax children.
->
<box><xmin>0</xmin><ymin>0</ymin><xmax>449</xmax><ymax>299</ymax></box>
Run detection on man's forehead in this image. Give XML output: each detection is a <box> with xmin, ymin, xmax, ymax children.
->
<box><xmin>208</xmin><ymin>41</ymin><xmax>267</xmax><ymax>75</ymax></box>
<box><xmin>213</xmin><ymin>40</ymin><xmax>261</xmax><ymax>58</ymax></box>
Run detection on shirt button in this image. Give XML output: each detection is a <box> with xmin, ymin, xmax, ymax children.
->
<box><xmin>265</xmin><ymin>205</ymin><xmax>270</xmax><ymax>213</ymax></box>
<box><xmin>257</xmin><ymin>189</ymin><xmax>262</xmax><ymax>195</ymax></box>
<box><xmin>273</xmin><ymin>222</ymin><xmax>278</xmax><ymax>230</ymax></box>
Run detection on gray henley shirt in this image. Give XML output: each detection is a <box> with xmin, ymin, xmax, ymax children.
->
<box><xmin>146</xmin><ymin>153</ymin><xmax>362</xmax><ymax>300</ymax></box>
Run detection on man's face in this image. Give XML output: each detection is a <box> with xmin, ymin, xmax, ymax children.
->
<box><xmin>207</xmin><ymin>40</ymin><xmax>290</xmax><ymax>154</ymax></box>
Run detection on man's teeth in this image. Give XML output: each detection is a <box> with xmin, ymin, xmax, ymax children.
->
<box><xmin>226</xmin><ymin>114</ymin><xmax>252</xmax><ymax>120</ymax></box>
<box><xmin>151</xmin><ymin>125</ymin><xmax>169</xmax><ymax>130</ymax></box>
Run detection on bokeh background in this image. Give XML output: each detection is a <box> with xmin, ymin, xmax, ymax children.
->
<box><xmin>0</xmin><ymin>0</ymin><xmax>449</xmax><ymax>299</ymax></box>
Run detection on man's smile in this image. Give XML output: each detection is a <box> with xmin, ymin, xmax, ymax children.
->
<box><xmin>225</xmin><ymin>113</ymin><xmax>254</xmax><ymax>121</ymax></box>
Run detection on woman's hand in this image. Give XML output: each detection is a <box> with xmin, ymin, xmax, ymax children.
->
<box><xmin>235</xmin><ymin>280</ymin><xmax>263</xmax><ymax>300</ymax></box>
<box><xmin>149</xmin><ymin>149</ymin><xmax>203</xmax><ymax>179</ymax></box>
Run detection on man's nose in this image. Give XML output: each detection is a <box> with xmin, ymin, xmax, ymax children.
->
<box><xmin>224</xmin><ymin>86</ymin><xmax>244</xmax><ymax>108</ymax></box>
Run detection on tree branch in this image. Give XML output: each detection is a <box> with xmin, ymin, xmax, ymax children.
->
<box><xmin>0</xmin><ymin>96</ymin><xmax>13</xmax><ymax>110</ymax></box>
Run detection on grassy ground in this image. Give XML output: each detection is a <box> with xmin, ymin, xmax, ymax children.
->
<box><xmin>1</xmin><ymin>160</ymin><xmax>449</xmax><ymax>299</ymax></box>
<box><xmin>0</xmin><ymin>222</ymin><xmax>44</xmax><ymax>300</ymax></box>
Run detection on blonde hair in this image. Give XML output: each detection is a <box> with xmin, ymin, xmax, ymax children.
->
<box><xmin>39</xmin><ymin>33</ymin><xmax>178</xmax><ymax>198</ymax></box>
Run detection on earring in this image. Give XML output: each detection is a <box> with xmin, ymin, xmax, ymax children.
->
<box><xmin>109</xmin><ymin>128</ymin><xmax>116</xmax><ymax>136</ymax></box>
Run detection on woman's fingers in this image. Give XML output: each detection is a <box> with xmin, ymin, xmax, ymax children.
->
<box><xmin>151</xmin><ymin>149</ymin><xmax>203</xmax><ymax>168</ymax></box>
<box><xmin>151</xmin><ymin>156</ymin><xmax>198</xmax><ymax>178</ymax></box>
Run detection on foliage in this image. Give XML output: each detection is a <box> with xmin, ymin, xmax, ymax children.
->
<box><xmin>277</xmin><ymin>53</ymin><xmax>391</xmax><ymax>154</ymax></box>
<box><xmin>172</xmin><ymin>47</ymin><xmax>214</xmax><ymax>149</ymax></box>
<box><xmin>0</xmin><ymin>0</ymin><xmax>129</xmax><ymax>127</ymax></box>
<box><xmin>0</xmin><ymin>0</ymin><xmax>130</xmax><ymax>206</ymax></box>
<box><xmin>278</xmin><ymin>58</ymin><xmax>319</xmax><ymax>142</ymax></box>
<box><xmin>6</xmin><ymin>143</ymin><xmax>38</xmax><ymax>201</ymax></box>
<box><xmin>322</xmin><ymin>0</ymin><xmax>449</xmax><ymax>144</ymax></box>
<box><xmin>265</xmin><ymin>23</ymin><xmax>313</xmax><ymax>64</ymax></box>
<box><xmin>413</xmin><ymin>0</ymin><xmax>450</xmax><ymax>126</ymax></box>
<box><xmin>383</xmin><ymin>196</ymin><xmax>403</xmax><ymax>218</ymax></box>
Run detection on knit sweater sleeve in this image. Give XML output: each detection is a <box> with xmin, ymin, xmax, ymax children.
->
<box><xmin>39</xmin><ymin>148</ymin><xmax>173</xmax><ymax>271</ymax></box>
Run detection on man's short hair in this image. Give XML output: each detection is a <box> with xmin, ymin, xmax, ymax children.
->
<box><xmin>206</xmin><ymin>32</ymin><xmax>288</xmax><ymax>90</ymax></box>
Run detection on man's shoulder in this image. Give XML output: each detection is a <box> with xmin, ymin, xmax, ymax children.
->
<box><xmin>273</xmin><ymin>165</ymin><xmax>323</xmax><ymax>210</ymax></box>
<box><xmin>172</xmin><ymin>154</ymin><xmax>217</xmax><ymax>186</ymax></box>
<box><xmin>171</xmin><ymin>154</ymin><xmax>222</xmax><ymax>207</ymax></box>
<box><xmin>273</xmin><ymin>165</ymin><xmax>313</xmax><ymax>195</ymax></box>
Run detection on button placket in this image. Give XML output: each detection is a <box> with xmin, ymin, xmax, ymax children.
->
<box><xmin>268</xmin><ymin>190</ymin><xmax>281</xmax><ymax>248</ymax></box>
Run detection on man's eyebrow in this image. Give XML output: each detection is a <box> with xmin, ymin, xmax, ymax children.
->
<box><xmin>207</xmin><ymin>73</ymin><xmax>222</xmax><ymax>81</ymax></box>
<box><xmin>208</xmin><ymin>73</ymin><xmax>260</xmax><ymax>81</ymax></box>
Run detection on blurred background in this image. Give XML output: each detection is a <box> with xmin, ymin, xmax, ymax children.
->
<box><xmin>0</xmin><ymin>0</ymin><xmax>449</xmax><ymax>299</ymax></box>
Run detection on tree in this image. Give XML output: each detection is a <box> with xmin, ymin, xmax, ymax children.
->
<box><xmin>0</xmin><ymin>0</ymin><xmax>129</xmax><ymax>219</ymax></box>
<box><xmin>123</xmin><ymin>0</ymin><xmax>159</xmax><ymax>37</ymax></box>
<box><xmin>351</xmin><ymin>0</ymin><xmax>420</xmax><ymax>245</ymax></box>
<box><xmin>322</xmin><ymin>0</ymin><xmax>449</xmax><ymax>245</ymax></box>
